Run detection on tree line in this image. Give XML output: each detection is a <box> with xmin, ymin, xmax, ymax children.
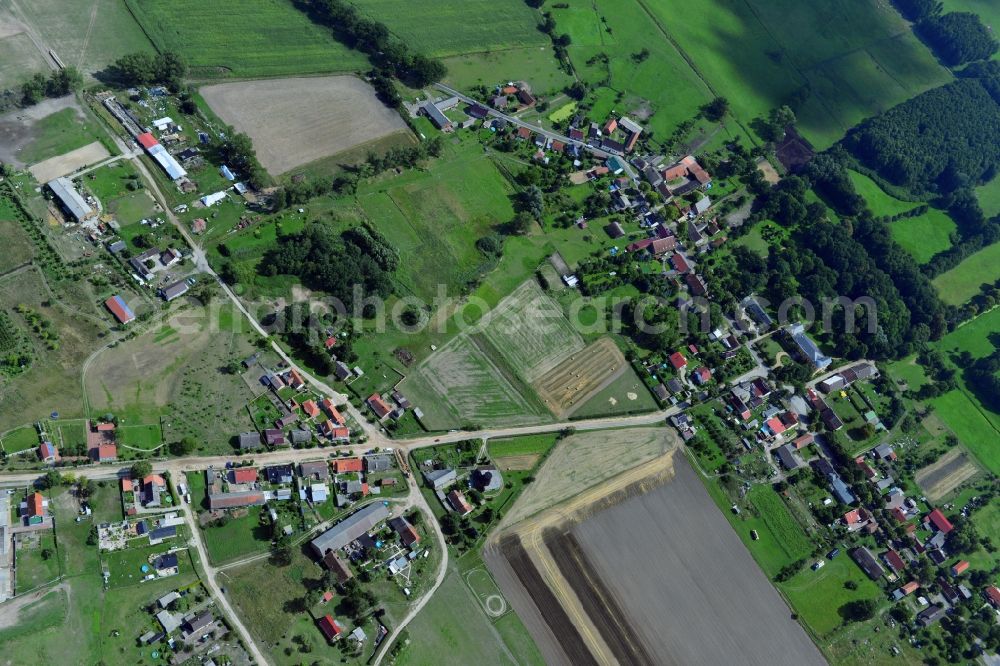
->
<box><xmin>895</xmin><ymin>0</ymin><xmax>999</xmax><ymax>66</ymax></box>
<box><xmin>109</xmin><ymin>51</ymin><xmax>188</xmax><ymax>90</ymax></box>
<box><xmin>296</xmin><ymin>0</ymin><xmax>446</xmax><ymax>88</ymax></box>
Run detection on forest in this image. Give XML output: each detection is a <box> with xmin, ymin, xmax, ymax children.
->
<box><xmin>841</xmin><ymin>78</ymin><xmax>1000</xmax><ymax>194</ymax></box>
<box><xmin>260</xmin><ymin>223</ymin><xmax>399</xmax><ymax>310</ymax></box>
<box><xmin>916</xmin><ymin>12</ymin><xmax>998</xmax><ymax>67</ymax></box>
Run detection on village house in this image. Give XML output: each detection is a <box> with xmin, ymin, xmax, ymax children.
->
<box><xmin>38</xmin><ymin>441</ymin><xmax>58</xmax><ymax>463</ymax></box>
<box><xmin>366</xmin><ymin>393</ymin><xmax>393</xmax><ymax>420</ymax></box>
<box><xmin>447</xmin><ymin>489</ymin><xmax>473</xmax><ymax>516</ymax></box>
<box><xmin>389</xmin><ymin>516</ymin><xmax>421</xmax><ymax>547</ymax></box>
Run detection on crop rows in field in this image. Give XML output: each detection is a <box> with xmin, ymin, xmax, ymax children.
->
<box><xmin>350</xmin><ymin>0</ymin><xmax>547</xmax><ymax>57</ymax></box>
<box><xmin>480</xmin><ymin>280</ymin><xmax>584</xmax><ymax>383</ymax></box>
<box><xmin>125</xmin><ymin>0</ymin><xmax>369</xmax><ymax>78</ymax></box>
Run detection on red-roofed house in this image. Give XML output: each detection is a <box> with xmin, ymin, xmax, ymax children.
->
<box><xmin>603</xmin><ymin>118</ymin><xmax>618</xmax><ymax>134</ymax></box>
<box><xmin>104</xmin><ymin>295</ymin><xmax>135</xmax><ymax>325</ymax></box>
<box><xmin>855</xmin><ymin>459</ymin><xmax>878</xmax><ymax>481</ymax></box>
<box><xmin>317</xmin><ymin>615</ymin><xmax>343</xmax><ymax>641</ymax></box>
<box><xmin>287</xmin><ymin>369</ymin><xmax>305</xmax><ymax>390</ymax></box>
<box><xmin>319</xmin><ymin>420</ymin><xmax>350</xmax><ymax>441</ymax></box>
<box><xmin>121</xmin><ymin>478</ymin><xmax>133</xmax><ymax>493</ymax></box>
<box><xmin>843</xmin><ymin>508</ymin><xmax>862</xmax><ymax>526</ymax></box>
<box><xmin>93</xmin><ymin>443</ymin><xmax>117</xmax><ymax>462</ymax></box>
<box><xmin>883</xmin><ymin>550</ymin><xmax>906</xmax><ymax>573</ymax></box>
<box><xmin>516</xmin><ymin>126</ymin><xmax>531</xmax><ymax>140</ymax></box>
<box><xmin>38</xmin><ymin>441</ymin><xmax>58</xmax><ymax>463</ymax></box>
<box><xmin>891</xmin><ymin>507</ymin><xmax>908</xmax><ymax>523</ymax></box>
<box><xmin>986</xmin><ymin>586</ymin><xmax>1000</xmax><ymax>609</ymax></box>
<box><xmin>27</xmin><ymin>492</ymin><xmax>44</xmax><ymax>518</ymax></box>
<box><xmin>334</xmin><ymin>458</ymin><xmax>363</xmax><ymax>474</ymax></box>
<box><xmin>792</xmin><ymin>433</ymin><xmax>814</xmax><ymax>450</ymax></box>
<box><xmin>671</xmin><ymin>253</ymin><xmax>690</xmax><ymax>273</ymax></box>
<box><xmin>764</xmin><ymin>417</ymin><xmax>786</xmax><ymax>437</ymax></box>
<box><xmin>692</xmin><ymin>367</ymin><xmax>712</xmax><ymax>385</ymax></box>
<box><xmin>325</xmin><ymin>336</ymin><xmax>337</xmax><ymax>350</ymax></box>
<box><xmin>669</xmin><ymin>352</ymin><xmax>687</xmax><ymax>370</ymax></box>
<box><xmin>926</xmin><ymin>508</ymin><xmax>954</xmax><ymax>534</ymax></box>
<box><xmin>367</xmin><ymin>393</ymin><xmax>392</xmax><ymax>419</ymax></box>
<box><xmin>951</xmin><ymin>560</ymin><xmax>969</xmax><ymax>576</ymax></box>
<box><xmin>320</xmin><ymin>398</ymin><xmax>346</xmax><ymax>425</ymax></box>
<box><xmin>302</xmin><ymin>400</ymin><xmax>320</xmax><ymax>418</ymax></box>
<box><xmin>321</xmin><ymin>590</ymin><xmax>334</xmax><ymax>605</ymax></box>
<box><xmin>447</xmin><ymin>489</ymin><xmax>473</xmax><ymax>516</ymax></box>
<box><xmin>231</xmin><ymin>468</ymin><xmax>257</xmax><ymax>484</ymax></box>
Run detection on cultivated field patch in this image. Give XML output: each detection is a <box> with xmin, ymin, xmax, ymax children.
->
<box><xmin>399</xmin><ymin>333</ymin><xmax>549</xmax><ymax>430</ymax></box>
<box><xmin>480</xmin><ymin>280</ymin><xmax>584</xmax><ymax>383</ymax></box>
<box><xmin>350</xmin><ymin>0</ymin><xmax>547</xmax><ymax>57</ymax></box>
<box><xmin>14</xmin><ymin>0</ymin><xmax>154</xmax><ymax>81</ymax></box>
<box><xmin>124</xmin><ymin>0</ymin><xmax>367</xmax><ymax>78</ymax></box>
<box><xmin>503</xmin><ymin>427</ymin><xmax>678</xmax><ymax>526</ymax></box>
<box><xmin>533</xmin><ymin>337</ymin><xmax>626</xmax><ymax>418</ymax></box>
<box><xmin>570</xmin><ymin>457</ymin><xmax>824</xmax><ymax>664</ymax></box>
<box><xmin>201</xmin><ymin>76</ymin><xmax>410</xmax><ymax>176</ymax></box>
<box><xmin>494</xmin><ymin>454</ymin><xmax>539</xmax><ymax>471</ymax></box>
<box><xmin>916</xmin><ymin>447</ymin><xmax>983</xmax><ymax>501</ymax></box>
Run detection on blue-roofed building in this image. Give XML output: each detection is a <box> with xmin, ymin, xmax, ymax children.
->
<box><xmin>155</xmin><ymin>553</ymin><xmax>179</xmax><ymax>571</ymax></box>
<box><xmin>830</xmin><ymin>475</ymin><xmax>856</xmax><ymax>505</ymax></box>
<box><xmin>743</xmin><ymin>296</ymin><xmax>773</xmax><ymax>328</ymax></box>
<box><xmin>606</xmin><ymin>156</ymin><xmax>626</xmax><ymax>174</ymax></box>
<box><xmin>136</xmin><ymin>520</ymin><xmax>148</xmax><ymax>535</ymax></box>
<box><xmin>149</xmin><ymin>526</ymin><xmax>177</xmax><ymax>543</ymax></box>
<box><xmin>787</xmin><ymin>323</ymin><xmax>831</xmax><ymax>370</ymax></box>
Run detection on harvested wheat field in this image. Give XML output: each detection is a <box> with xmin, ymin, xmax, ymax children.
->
<box><xmin>916</xmin><ymin>447</ymin><xmax>982</xmax><ymax>501</ymax></box>
<box><xmin>201</xmin><ymin>76</ymin><xmax>410</xmax><ymax>175</ymax></box>
<box><xmin>533</xmin><ymin>337</ymin><xmax>625</xmax><ymax>418</ymax></box>
<box><xmin>487</xmin><ymin>452</ymin><xmax>824</xmax><ymax>666</ymax></box>
<box><xmin>494</xmin><ymin>454</ymin><xmax>539</xmax><ymax>471</ymax></box>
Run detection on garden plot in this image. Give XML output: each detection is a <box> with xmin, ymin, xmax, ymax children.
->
<box><xmin>532</xmin><ymin>337</ymin><xmax>625</xmax><ymax>418</ymax></box>
<box><xmin>201</xmin><ymin>76</ymin><xmax>410</xmax><ymax>176</ymax></box>
<box><xmin>916</xmin><ymin>447</ymin><xmax>983</xmax><ymax>501</ymax></box>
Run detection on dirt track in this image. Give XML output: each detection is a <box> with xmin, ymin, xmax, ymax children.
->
<box><xmin>201</xmin><ymin>76</ymin><xmax>409</xmax><ymax>175</ymax></box>
<box><xmin>28</xmin><ymin>140</ymin><xmax>109</xmax><ymax>182</ymax></box>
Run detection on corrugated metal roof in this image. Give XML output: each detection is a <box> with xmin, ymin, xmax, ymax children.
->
<box><xmin>47</xmin><ymin>177</ymin><xmax>93</xmax><ymax>221</ymax></box>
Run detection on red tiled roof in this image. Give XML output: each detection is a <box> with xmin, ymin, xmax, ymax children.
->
<box><xmin>987</xmin><ymin>586</ymin><xmax>1000</xmax><ymax>607</ymax></box>
<box><xmin>892</xmin><ymin>507</ymin><xmax>908</xmax><ymax>523</ymax></box>
<box><xmin>232</xmin><ymin>468</ymin><xmax>257</xmax><ymax>484</ymax></box>
<box><xmin>901</xmin><ymin>581</ymin><xmax>920</xmax><ymax>595</ymax></box>
<box><xmin>670</xmin><ymin>253</ymin><xmax>690</xmax><ymax>273</ymax></box>
<box><xmin>302</xmin><ymin>400</ymin><xmax>320</xmax><ymax>418</ymax></box>
<box><xmin>951</xmin><ymin>560</ymin><xmax>969</xmax><ymax>575</ymax></box>
<box><xmin>884</xmin><ymin>550</ymin><xmax>906</xmax><ymax>572</ymax></box>
<box><xmin>335</xmin><ymin>458</ymin><xmax>363</xmax><ymax>474</ymax></box>
<box><xmin>288</xmin><ymin>369</ymin><xmax>305</xmax><ymax>387</ymax></box>
<box><xmin>367</xmin><ymin>393</ymin><xmax>392</xmax><ymax>419</ymax></box>
<box><xmin>448</xmin><ymin>489</ymin><xmax>473</xmax><ymax>515</ymax></box>
<box><xmin>137</xmin><ymin>133</ymin><xmax>158</xmax><ymax>150</ymax></box>
<box><xmin>96</xmin><ymin>443</ymin><xmax>117</xmax><ymax>460</ymax></box>
<box><xmin>844</xmin><ymin>509</ymin><xmax>861</xmax><ymax>525</ymax></box>
<box><xmin>28</xmin><ymin>492</ymin><xmax>44</xmax><ymax>517</ymax></box>
<box><xmin>325</xmin><ymin>336</ymin><xmax>337</xmax><ymax>349</ymax></box>
<box><xmin>143</xmin><ymin>474</ymin><xmax>165</xmax><ymax>488</ymax></box>
<box><xmin>321</xmin><ymin>399</ymin><xmax>346</xmax><ymax>425</ymax></box>
<box><xmin>927</xmin><ymin>508</ymin><xmax>954</xmax><ymax>534</ymax></box>
<box><xmin>317</xmin><ymin>615</ymin><xmax>342</xmax><ymax>641</ymax></box>
<box><xmin>792</xmin><ymin>433</ymin><xmax>814</xmax><ymax>449</ymax></box>
<box><xmin>765</xmin><ymin>417</ymin><xmax>786</xmax><ymax>435</ymax></box>
<box><xmin>121</xmin><ymin>478</ymin><xmax>133</xmax><ymax>492</ymax></box>
<box><xmin>669</xmin><ymin>352</ymin><xmax>687</xmax><ymax>369</ymax></box>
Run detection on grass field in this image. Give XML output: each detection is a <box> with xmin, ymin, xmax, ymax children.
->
<box><xmin>0</xmin><ymin>32</ymin><xmax>48</xmax><ymax>90</ymax></box>
<box><xmin>443</xmin><ymin>45</ymin><xmax>573</xmax><ymax>95</ymax></box>
<box><xmin>779</xmin><ymin>556</ymin><xmax>882</xmax><ymax>637</ymax></box>
<box><xmin>890</xmin><ymin>208</ymin><xmax>956</xmax><ymax>264</ymax></box>
<box><xmin>847</xmin><ymin>170</ymin><xmax>918</xmax><ymax>217</ymax></box>
<box><xmin>559</xmin><ymin>0</ymin><xmax>714</xmax><ymax>140</ymax></box>
<box><xmin>1</xmin><ymin>425</ymin><xmax>39</xmax><ymax>453</ymax></box>
<box><xmin>351</xmin><ymin>0</ymin><xmax>547</xmax><ymax>57</ymax></box>
<box><xmin>397</xmin><ymin>560</ymin><xmax>543</xmax><ymax>666</ymax></box>
<box><xmin>488</xmin><ymin>433</ymin><xmax>558</xmax><ymax>459</ymax></box>
<box><xmin>976</xmin><ymin>176</ymin><xmax>1000</xmax><ymax>218</ymax></box>
<box><xmin>85</xmin><ymin>300</ymin><xmax>260</xmax><ymax>454</ymax></box>
<box><xmin>15</xmin><ymin>532</ymin><xmax>60</xmax><ymax>591</ymax></box>
<box><xmin>933</xmin><ymin>241</ymin><xmax>1000</xmax><ymax>305</ymax></box>
<box><xmin>19</xmin><ymin>108</ymin><xmax>104</xmax><ymax>166</ymax></box>
<box><xmin>355</xmin><ymin>148</ymin><xmax>516</xmax><ymax>301</ymax></box>
<box><xmin>637</xmin><ymin>0</ymin><xmax>949</xmax><ymax>148</ymax></box>
<box><xmin>563</xmin><ymin>362</ymin><xmax>657</xmax><ymax>419</ymax></box>
<box><xmin>201</xmin><ymin>511</ymin><xmax>271</xmax><ymax>565</ymax></box>
<box><xmin>124</xmin><ymin>0</ymin><xmax>369</xmax><ymax>78</ymax></box>
<box><xmin>15</xmin><ymin>0</ymin><xmax>154</xmax><ymax>81</ymax></box>
<box><xmin>0</xmin><ymin>218</ymin><xmax>34</xmax><ymax>273</ymax></box>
